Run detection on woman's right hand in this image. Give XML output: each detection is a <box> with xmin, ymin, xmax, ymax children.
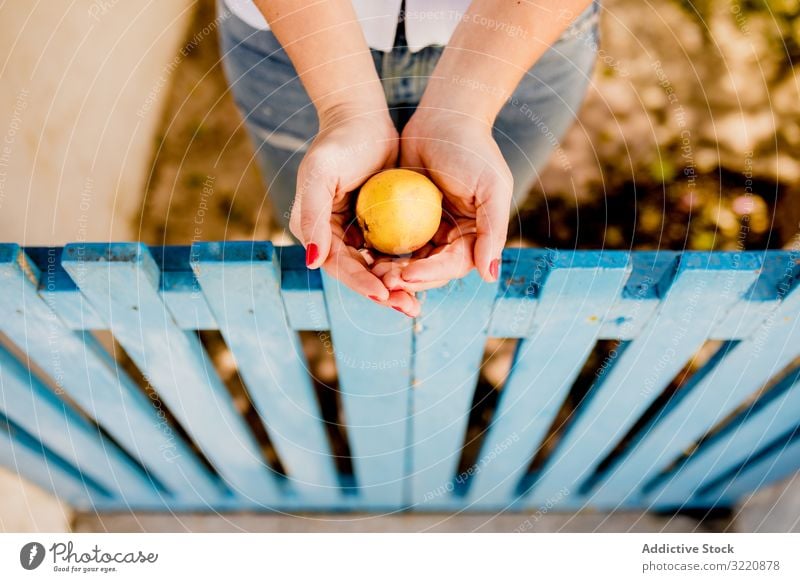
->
<box><xmin>290</xmin><ymin>106</ymin><xmax>421</xmax><ymax>317</ymax></box>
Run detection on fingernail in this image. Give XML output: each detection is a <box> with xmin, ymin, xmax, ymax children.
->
<box><xmin>402</xmin><ymin>276</ymin><xmax>423</xmax><ymax>284</ymax></box>
<box><xmin>489</xmin><ymin>259</ymin><xmax>500</xmax><ymax>280</ymax></box>
<box><xmin>392</xmin><ymin>306</ymin><xmax>411</xmax><ymax>317</ymax></box>
<box><xmin>368</xmin><ymin>295</ymin><xmax>380</xmax><ymax>302</ymax></box>
<box><xmin>306</xmin><ymin>243</ymin><xmax>319</xmax><ymax>267</ymax></box>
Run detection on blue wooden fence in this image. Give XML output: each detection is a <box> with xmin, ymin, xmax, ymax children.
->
<box><xmin>0</xmin><ymin>242</ymin><xmax>798</xmax><ymax>512</ymax></box>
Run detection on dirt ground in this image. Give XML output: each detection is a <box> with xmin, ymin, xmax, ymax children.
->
<box><xmin>138</xmin><ymin>0</ymin><xmax>800</xmax><ymax>250</ymax></box>
<box><xmin>135</xmin><ymin>0</ymin><xmax>273</xmax><ymax>244</ymax></box>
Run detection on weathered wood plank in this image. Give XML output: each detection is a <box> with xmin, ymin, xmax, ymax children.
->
<box><xmin>467</xmin><ymin>251</ymin><xmax>631</xmax><ymax>509</ymax></box>
<box><xmin>61</xmin><ymin>243</ymin><xmax>278</xmax><ymax>503</ymax></box>
<box><xmin>711</xmin><ymin>252</ymin><xmax>795</xmax><ymax>339</ymax></box>
<box><xmin>2</xmin><ymin>243</ymin><xmax>797</xmax><ymax>513</ymax></box>
<box><xmin>27</xmin><ymin>245</ymin><xmax>784</xmax><ymax>342</ymax></box>
<box><xmin>154</xmin><ymin>246</ymin><xmax>219</xmax><ymax>330</ymax></box>
<box><xmin>598</xmin><ymin>252</ymin><xmax>676</xmax><ymax>340</ymax></box>
<box><xmin>0</xmin><ymin>244</ymin><xmax>220</xmax><ymax>503</ymax></box>
<box><xmin>695</xmin><ymin>425</ymin><xmax>800</xmax><ymax>508</ymax></box>
<box><xmin>191</xmin><ymin>241</ymin><xmax>339</xmax><ymax>498</ymax></box>
<box><xmin>528</xmin><ymin>253</ymin><xmax>762</xmax><ymax>510</ymax></box>
<box><xmin>410</xmin><ymin>270</ymin><xmax>498</xmax><ymax>507</ymax></box>
<box><xmin>278</xmin><ymin>246</ymin><xmax>329</xmax><ymax>331</ymax></box>
<box><xmin>487</xmin><ymin>249</ymin><xmax>552</xmax><ymax>338</ymax></box>
<box><xmin>26</xmin><ymin>247</ymin><xmax>105</xmax><ymax>329</ymax></box>
<box><xmin>649</xmin><ymin>368</ymin><xmax>800</xmax><ymax>508</ymax></box>
<box><xmin>0</xmin><ymin>412</ymin><xmax>105</xmax><ymax>509</ymax></box>
<box><xmin>0</xmin><ymin>345</ymin><xmax>160</xmax><ymax>502</ymax></box>
<box><xmin>589</xmin><ymin>255</ymin><xmax>797</xmax><ymax>508</ymax></box>
<box><xmin>321</xmin><ymin>272</ymin><xmax>413</xmax><ymax>507</ymax></box>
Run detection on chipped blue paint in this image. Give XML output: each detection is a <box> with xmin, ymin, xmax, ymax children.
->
<box><xmin>0</xmin><ymin>345</ymin><xmax>160</xmax><ymax>503</ymax></box>
<box><xmin>467</xmin><ymin>251</ymin><xmax>631</xmax><ymax>509</ymax></box>
<box><xmin>320</xmin><ymin>271</ymin><xmax>413</xmax><ymax>508</ymax></box>
<box><xmin>191</xmin><ymin>242</ymin><xmax>339</xmax><ymax>499</ymax></box>
<box><xmin>526</xmin><ymin>253</ymin><xmax>763</xmax><ymax>510</ymax></box>
<box><xmin>61</xmin><ymin>243</ymin><xmax>269</xmax><ymax>503</ymax></box>
<box><xmin>0</xmin><ymin>244</ymin><xmax>221</xmax><ymax>505</ymax></box>
<box><xmin>410</xmin><ymin>270</ymin><xmax>498</xmax><ymax>508</ymax></box>
<box><xmin>649</xmin><ymin>368</ymin><xmax>800</xmax><ymax>508</ymax></box>
<box><xmin>0</xmin><ymin>243</ymin><xmax>797</xmax><ymax>512</ymax></box>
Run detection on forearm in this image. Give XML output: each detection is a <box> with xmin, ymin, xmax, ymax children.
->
<box><xmin>418</xmin><ymin>0</ymin><xmax>593</xmax><ymax>125</ymax></box>
<box><xmin>253</xmin><ymin>0</ymin><xmax>388</xmax><ymax>123</ymax></box>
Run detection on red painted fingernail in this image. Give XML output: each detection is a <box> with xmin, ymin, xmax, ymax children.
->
<box><xmin>368</xmin><ymin>295</ymin><xmax>380</xmax><ymax>302</ymax></box>
<box><xmin>489</xmin><ymin>259</ymin><xmax>500</xmax><ymax>280</ymax></box>
<box><xmin>392</xmin><ymin>306</ymin><xmax>411</xmax><ymax>317</ymax></box>
<box><xmin>306</xmin><ymin>243</ymin><xmax>319</xmax><ymax>267</ymax></box>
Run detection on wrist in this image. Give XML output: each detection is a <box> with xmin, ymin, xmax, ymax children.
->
<box><xmin>417</xmin><ymin>72</ymin><xmax>508</xmax><ymax>127</ymax></box>
<box><xmin>317</xmin><ymin>90</ymin><xmax>392</xmax><ymax>132</ymax></box>
<box><xmin>404</xmin><ymin>107</ymin><xmax>493</xmax><ymax>140</ymax></box>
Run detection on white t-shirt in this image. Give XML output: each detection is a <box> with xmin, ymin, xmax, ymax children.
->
<box><xmin>224</xmin><ymin>0</ymin><xmax>471</xmax><ymax>52</ymax></box>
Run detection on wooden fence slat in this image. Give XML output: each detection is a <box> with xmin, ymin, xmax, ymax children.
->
<box><xmin>467</xmin><ymin>251</ymin><xmax>631</xmax><ymax>509</ymax></box>
<box><xmin>191</xmin><ymin>242</ymin><xmax>339</xmax><ymax>498</ymax></box>
<box><xmin>321</xmin><ymin>272</ymin><xmax>413</xmax><ymax>507</ymax></box>
<box><xmin>410</xmin><ymin>270</ymin><xmax>498</xmax><ymax>507</ymax></box>
<box><xmin>19</xmin><ymin>249</ymin><xmax>795</xmax><ymax>338</ymax></box>
<box><xmin>0</xmin><ymin>244</ymin><xmax>220</xmax><ymax>503</ymax></box>
<box><xmin>0</xmin><ymin>345</ymin><xmax>160</xmax><ymax>502</ymax></box>
<box><xmin>278</xmin><ymin>246</ymin><xmax>329</xmax><ymax>331</ymax></box>
<box><xmin>488</xmin><ymin>251</ymin><xmax>672</xmax><ymax>339</ymax></box>
<box><xmin>598</xmin><ymin>252</ymin><xmax>676</xmax><ymax>340</ymax></box>
<box><xmin>152</xmin><ymin>246</ymin><xmax>219</xmax><ymax>330</ymax></box>
<box><xmin>487</xmin><ymin>249</ymin><xmax>552</xmax><ymax>338</ymax></box>
<box><xmin>526</xmin><ymin>253</ymin><xmax>762</xmax><ymax>510</ymax></box>
<box><xmin>590</xmin><ymin>263</ymin><xmax>800</xmax><ymax>508</ymax></box>
<box><xmin>61</xmin><ymin>243</ymin><xmax>280</xmax><ymax>504</ymax></box>
<box><xmin>26</xmin><ymin>245</ymin><xmax>329</xmax><ymax>334</ymax></box>
<box><xmin>710</xmin><ymin>253</ymin><xmax>792</xmax><ymax>340</ymax></box>
<box><xmin>648</xmin><ymin>369</ymin><xmax>800</xmax><ymax>508</ymax></box>
<box><xmin>695</xmin><ymin>425</ymin><xmax>800</xmax><ymax>508</ymax></box>
<box><xmin>26</xmin><ymin>247</ymin><xmax>106</xmax><ymax>330</ymax></box>
<box><xmin>159</xmin><ymin>272</ymin><xmax>218</xmax><ymax>330</ymax></box>
<box><xmin>0</xmin><ymin>413</ymin><xmax>105</xmax><ymax>509</ymax></box>
<box><xmin>3</xmin><ymin>243</ymin><xmax>798</xmax><ymax>512</ymax></box>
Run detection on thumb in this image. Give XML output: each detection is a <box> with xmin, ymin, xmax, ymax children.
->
<box><xmin>474</xmin><ymin>172</ymin><xmax>512</xmax><ymax>283</ymax></box>
<box><xmin>290</xmin><ymin>164</ymin><xmax>334</xmax><ymax>269</ymax></box>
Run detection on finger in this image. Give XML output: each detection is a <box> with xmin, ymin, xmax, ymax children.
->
<box><xmin>323</xmin><ymin>243</ymin><xmax>390</xmax><ymax>302</ymax></box>
<box><xmin>371</xmin><ymin>257</ymin><xmax>411</xmax><ymax>279</ymax></box>
<box><xmin>386</xmin><ymin>289</ymin><xmax>421</xmax><ymax>318</ymax></box>
<box><xmin>372</xmin><ymin>259</ymin><xmax>409</xmax><ymax>291</ymax></box>
<box><xmin>381</xmin><ymin>266</ymin><xmax>406</xmax><ymax>292</ymax></box>
<box><xmin>396</xmin><ymin>278</ymin><xmax>452</xmax><ymax>293</ymax></box>
<box><xmin>379</xmin><ymin>264</ymin><xmax>449</xmax><ymax>293</ymax></box>
<box><xmin>474</xmin><ymin>173</ymin><xmax>512</xmax><ymax>283</ymax></box>
<box><xmin>362</xmin><ymin>271</ymin><xmax>421</xmax><ymax>316</ymax></box>
<box><xmin>400</xmin><ymin>235</ymin><xmax>475</xmax><ymax>285</ymax></box>
<box><xmin>290</xmin><ymin>161</ymin><xmax>334</xmax><ymax>269</ymax></box>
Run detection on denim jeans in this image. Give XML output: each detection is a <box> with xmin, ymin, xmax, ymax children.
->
<box><xmin>218</xmin><ymin>1</ymin><xmax>599</xmax><ymax>231</ymax></box>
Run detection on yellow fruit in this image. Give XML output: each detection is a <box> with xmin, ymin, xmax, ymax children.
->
<box><xmin>356</xmin><ymin>169</ymin><xmax>443</xmax><ymax>255</ymax></box>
